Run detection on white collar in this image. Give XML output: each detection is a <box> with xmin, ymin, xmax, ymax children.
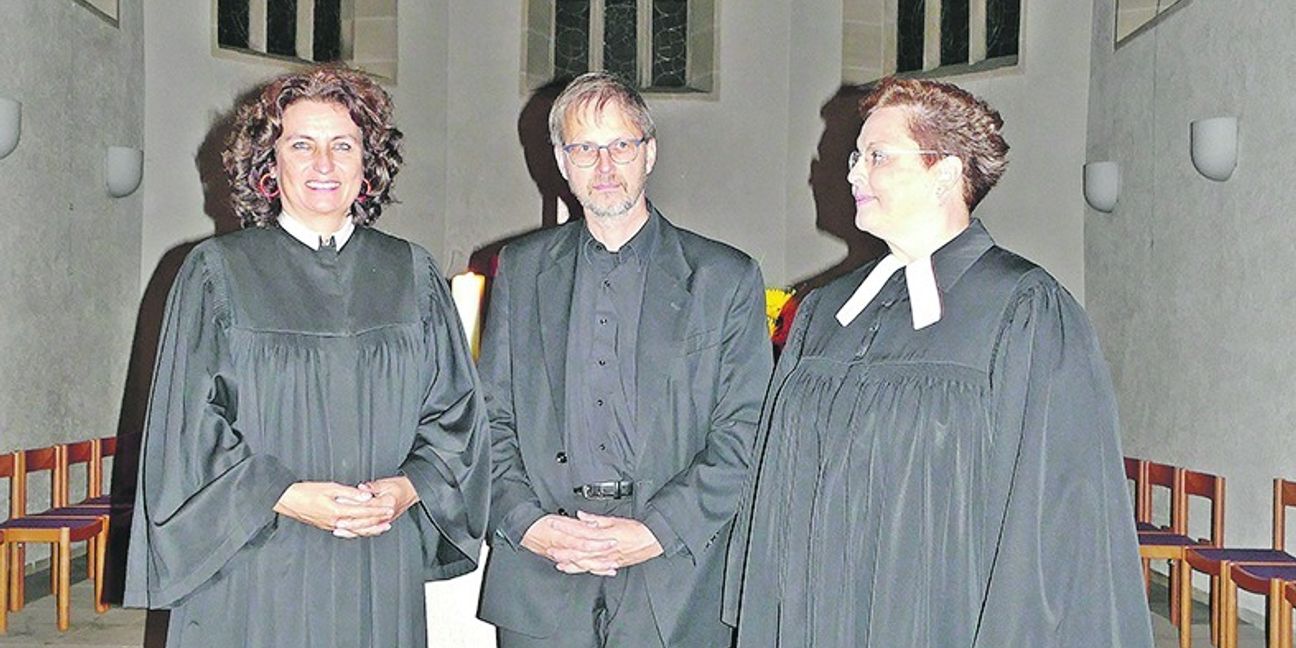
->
<box><xmin>277</xmin><ymin>212</ymin><xmax>356</xmax><ymax>251</ymax></box>
<box><xmin>835</xmin><ymin>253</ymin><xmax>943</xmax><ymax>330</ymax></box>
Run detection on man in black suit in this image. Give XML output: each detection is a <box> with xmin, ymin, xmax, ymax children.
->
<box><xmin>477</xmin><ymin>72</ymin><xmax>774</xmax><ymax>647</ymax></box>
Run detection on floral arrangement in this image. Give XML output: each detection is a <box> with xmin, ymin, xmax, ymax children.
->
<box><xmin>765</xmin><ymin>287</ymin><xmax>799</xmax><ymax>349</ymax></box>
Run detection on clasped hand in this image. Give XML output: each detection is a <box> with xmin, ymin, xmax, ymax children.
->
<box><xmin>273</xmin><ymin>476</ymin><xmax>420</xmax><ymax>539</ymax></box>
<box><xmin>520</xmin><ymin>511</ymin><xmax>663</xmax><ymax>577</ymax></box>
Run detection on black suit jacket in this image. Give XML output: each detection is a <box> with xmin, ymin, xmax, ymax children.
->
<box><xmin>477</xmin><ymin>213</ymin><xmax>773</xmax><ymax>643</ymax></box>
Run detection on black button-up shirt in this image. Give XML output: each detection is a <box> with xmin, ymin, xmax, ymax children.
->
<box><xmin>563</xmin><ymin>213</ymin><xmax>659</xmax><ymax>486</ymax></box>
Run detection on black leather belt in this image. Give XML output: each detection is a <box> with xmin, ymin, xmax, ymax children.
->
<box><xmin>573</xmin><ymin>480</ymin><xmax>635</xmax><ymax>500</ymax></box>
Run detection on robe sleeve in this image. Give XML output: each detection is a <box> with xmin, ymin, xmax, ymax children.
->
<box><xmin>477</xmin><ymin>247</ymin><xmax>549</xmax><ymax>549</ymax></box>
<box><xmin>401</xmin><ymin>247</ymin><xmax>491</xmax><ymax>581</ymax></box>
<box><xmin>640</xmin><ymin>257</ymin><xmax>774</xmax><ymax>561</ymax></box>
<box><xmin>123</xmin><ymin>244</ymin><xmax>300</xmax><ymax>609</ymax></box>
<box><xmin>973</xmin><ymin>275</ymin><xmax>1152</xmax><ymax>647</ymax></box>
<box><xmin>722</xmin><ymin>288</ymin><xmax>820</xmax><ymax>627</ymax></box>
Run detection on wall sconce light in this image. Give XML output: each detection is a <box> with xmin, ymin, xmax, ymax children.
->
<box><xmin>1083</xmin><ymin>161</ymin><xmax>1120</xmax><ymax>213</ymax></box>
<box><xmin>105</xmin><ymin>145</ymin><xmax>143</xmax><ymax>197</ymax></box>
<box><xmin>0</xmin><ymin>97</ymin><xmax>20</xmax><ymax>160</ymax></box>
<box><xmin>1191</xmin><ymin>116</ymin><xmax>1238</xmax><ymax>182</ymax></box>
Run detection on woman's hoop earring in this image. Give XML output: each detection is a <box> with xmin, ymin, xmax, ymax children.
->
<box><xmin>358</xmin><ymin>178</ymin><xmax>374</xmax><ymax>202</ymax></box>
<box><xmin>258</xmin><ymin>174</ymin><xmax>280</xmax><ymax>200</ymax></box>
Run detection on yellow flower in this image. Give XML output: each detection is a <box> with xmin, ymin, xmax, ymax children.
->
<box><xmin>765</xmin><ymin>287</ymin><xmax>795</xmax><ymax>337</ymax></box>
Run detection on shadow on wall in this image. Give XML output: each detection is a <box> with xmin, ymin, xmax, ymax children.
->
<box><xmin>468</xmin><ymin>78</ymin><xmax>580</xmax><ymax>280</ymax></box>
<box><xmin>106</xmin><ymin>90</ymin><xmax>250</xmax><ymax>648</ymax></box>
<box><xmin>795</xmin><ymin>83</ymin><xmax>887</xmax><ymax>294</ymax></box>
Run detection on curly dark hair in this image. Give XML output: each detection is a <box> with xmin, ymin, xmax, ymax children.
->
<box><xmin>223</xmin><ymin>65</ymin><xmax>404</xmax><ymax>228</ymax></box>
<box><xmin>860</xmin><ymin>76</ymin><xmax>1009</xmax><ymax>211</ymax></box>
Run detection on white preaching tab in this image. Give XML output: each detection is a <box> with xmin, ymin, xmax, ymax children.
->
<box><xmin>835</xmin><ymin>254</ymin><xmax>943</xmax><ymax>330</ymax></box>
<box><xmin>451</xmin><ymin>272</ymin><xmax>487</xmax><ymax>360</ymax></box>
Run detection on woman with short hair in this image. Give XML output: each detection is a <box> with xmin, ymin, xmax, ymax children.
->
<box><xmin>724</xmin><ymin>76</ymin><xmax>1151</xmax><ymax>647</ymax></box>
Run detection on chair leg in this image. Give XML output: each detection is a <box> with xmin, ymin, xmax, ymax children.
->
<box><xmin>1213</xmin><ymin>574</ymin><xmax>1222</xmax><ymax>647</ymax></box>
<box><xmin>1169</xmin><ymin>560</ymin><xmax>1180</xmax><ymax>627</ymax></box>
<box><xmin>0</xmin><ymin>539</ymin><xmax>7</xmax><ymax>633</ymax></box>
<box><xmin>55</xmin><ymin>533</ymin><xmax>70</xmax><ymax>632</ymax></box>
<box><xmin>8</xmin><ymin>544</ymin><xmax>21</xmax><ymax>612</ymax></box>
<box><xmin>1179</xmin><ymin>559</ymin><xmax>1193</xmax><ymax>648</ymax></box>
<box><xmin>1224</xmin><ymin>571</ymin><xmax>1238</xmax><ymax>648</ymax></box>
<box><xmin>1269</xmin><ymin>583</ymin><xmax>1283</xmax><ymax>648</ymax></box>
<box><xmin>49</xmin><ymin>541</ymin><xmax>58</xmax><ymax>596</ymax></box>
<box><xmin>93</xmin><ymin>527</ymin><xmax>107</xmax><ymax>614</ymax></box>
<box><xmin>1282</xmin><ymin>596</ymin><xmax>1293</xmax><ymax>648</ymax></box>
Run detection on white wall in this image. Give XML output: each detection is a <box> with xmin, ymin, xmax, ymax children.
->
<box><xmin>0</xmin><ymin>0</ymin><xmax>143</xmax><ymax>528</ymax></box>
<box><xmin>1086</xmin><ymin>0</ymin><xmax>1296</xmax><ymax>617</ymax></box>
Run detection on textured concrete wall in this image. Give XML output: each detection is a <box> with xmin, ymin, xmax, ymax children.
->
<box><xmin>0</xmin><ymin>1</ymin><xmax>143</xmax><ymax>523</ymax></box>
<box><xmin>1087</xmin><ymin>0</ymin><xmax>1296</xmax><ymax>613</ymax></box>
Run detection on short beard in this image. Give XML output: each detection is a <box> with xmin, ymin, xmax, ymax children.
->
<box><xmin>580</xmin><ymin>185</ymin><xmax>644</xmax><ymax>220</ymax></box>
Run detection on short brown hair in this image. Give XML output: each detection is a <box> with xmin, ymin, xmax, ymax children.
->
<box><xmin>223</xmin><ymin>65</ymin><xmax>404</xmax><ymax>228</ymax></box>
<box><xmin>548</xmin><ymin>72</ymin><xmax>656</xmax><ymax>146</ymax></box>
<box><xmin>859</xmin><ymin>76</ymin><xmax>1008</xmax><ymax>210</ymax></box>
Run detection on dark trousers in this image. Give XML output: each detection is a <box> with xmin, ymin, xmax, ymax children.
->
<box><xmin>495</xmin><ymin>562</ymin><xmax>665</xmax><ymax>648</ymax></box>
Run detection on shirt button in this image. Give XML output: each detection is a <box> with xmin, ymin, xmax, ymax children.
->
<box><xmin>598</xmin><ymin>443</ymin><xmax>607</xmax><ymax>451</ymax></box>
<box><xmin>597</xmin><ymin>359</ymin><xmax>607</xmax><ymax>366</ymax></box>
<box><xmin>557</xmin><ymin>508</ymin><xmax>569</xmax><ymax>516</ymax></box>
<box><xmin>598</xmin><ymin>317</ymin><xmax>608</xmax><ymax>325</ymax></box>
<box><xmin>555</xmin><ymin>452</ymin><xmax>568</xmax><ymax>464</ymax></box>
<box><xmin>596</xmin><ymin>399</ymin><xmax>605</xmax><ymax>407</ymax></box>
<box><xmin>602</xmin><ymin>280</ymin><xmax>612</xmax><ymax>288</ymax></box>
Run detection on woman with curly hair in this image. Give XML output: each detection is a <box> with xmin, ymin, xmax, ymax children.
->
<box><xmin>124</xmin><ymin>65</ymin><xmax>489</xmax><ymax>647</ymax></box>
<box><xmin>723</xmin><ymin>77</ymin><xmax>1152</xmax><ymax>646</ymax></box>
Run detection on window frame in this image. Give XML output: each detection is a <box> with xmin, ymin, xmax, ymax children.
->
<box><xmin>524</xmin><ymin>0</ymin><xmax>718</xmax><ymax>96</ymax></box>
<box><xmin>842</xmin><ymin>0</ymin><xmax>1023</xmax><ymax>86</ymax></box>
<box><xmin>211</xmin><ymin>0</ymin><xmax>399</xmax><ymax>82</ymax></box>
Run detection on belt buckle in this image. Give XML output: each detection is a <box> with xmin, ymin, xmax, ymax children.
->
<box><xmin>575</xmin><ymin>480</ymin><xmax>632</xmax><ymax>501</ymax></box>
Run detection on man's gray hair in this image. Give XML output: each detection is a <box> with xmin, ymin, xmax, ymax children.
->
<box><xmin>548</xmin><ymin>72</ymin><xmax>656</xmax><ymax>146</ymax></box>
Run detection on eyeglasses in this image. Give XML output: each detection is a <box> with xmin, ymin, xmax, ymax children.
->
<box><xmin>848</xmin><ymin>148</ymin><xmax>944</xmax><ymax>172</ymax></box>
<box><xmin>562</xmin><ymin>137</ymin><xmax>649</xmax><ymax>168</ymax></box>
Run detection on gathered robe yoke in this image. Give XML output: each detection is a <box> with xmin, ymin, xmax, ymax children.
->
<box><xmin>124</xmin><ymin>226</ymin><xmax>490</xmax><ymax>648</ymax></box>
<box><xmin>723</xmin><ymin>220</ymin><xmax>1153</xmax><ymax>647</ymax></box>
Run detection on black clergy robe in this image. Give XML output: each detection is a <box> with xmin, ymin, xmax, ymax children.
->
<box><xmin>124</xmin><ymin>225</ymin><xmax>489</xmax><ymax>647</ymax></box>
<box><xmin>724</xmin><ymin>220</ymin><xmax>1152</xmax><ymax>647</ymax></box>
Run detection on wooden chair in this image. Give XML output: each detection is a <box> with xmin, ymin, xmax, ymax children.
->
<box><xmin>0</xmin><ymin>446</ymin><xmax>107</xmax><ymax>631</ymax></box>
<box><xmin>1281</xmin><ymin>580</ymin><xmax>1296</xmax><ymax>648</ymax></box>
<box><xmin>1136</xmin><ymin>460</ymin><xmax>1191</xmax><ymax>638</ymax></box>
<box><xmin>1126</xmin><ymin>456</ymin><xmax>1149</xmax><ymax>524</ymax></box>
<box><xmin>0</xmin><ymin>451</ymin><xmax>16</xmax><ymax>634</ymax></box>
<box><xmin>1211</xmin><ymin>479</ymin><xmax>1296</xmax><ymax>648</ymax></box>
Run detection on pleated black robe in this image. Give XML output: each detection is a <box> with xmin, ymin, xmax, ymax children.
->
<box><xmin>724</xmin><ymin>221</ymin><xmax>1152</xmax><ymax>647</ymax></box>
<box><xmin>124</xmin><ymin>225</ymin><xmax>489</xmax><ymax>647</ymax></box>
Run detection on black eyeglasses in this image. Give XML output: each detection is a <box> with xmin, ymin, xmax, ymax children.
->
<box><xmin>561</xmin><ymin>137</ymin><xmax>649</xmax><ymax>168</ymax></box>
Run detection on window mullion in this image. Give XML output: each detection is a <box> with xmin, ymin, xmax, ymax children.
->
<box><xmin>590</xmin><ymin>0</ymin><xmax>606</xmax><ymax>71</ymax></box>
<box><xmin>637</xmin><ymin>0</ymin><xmax>652</xmax><ymax>88</ymax></box>
<box><xmin>296</xmin><ymin>0</ymin><xmax>315</xmax><ymax>61</ymax></box>
<box><xmin>249</xmin><ymin>0</ymin><xmax>268</xmax><ymax>52</ymax></box>
<box><xmin>969</xmin><ymin>0</ymin><xmax>986</xmax><ymax>63</ymax></box>
<box><xmin>923</xmin><ymin>0</ymin><xmax>941</xmax><ymax>71</ymax></box>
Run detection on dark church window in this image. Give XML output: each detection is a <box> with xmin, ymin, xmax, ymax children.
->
<box><xmin>214</xmin><ymin>0</ymin><xmax>392</xmax><ymax>79</ymax></box>
<box><xmin>890</xmin><ymin>0</ymin><xmax>1020</xmax><ymax>76</ymax></box>
<box><xmin>531</xmin><ymin>0</ymin><xmax>710</xmax><ymax>93</ymax></box>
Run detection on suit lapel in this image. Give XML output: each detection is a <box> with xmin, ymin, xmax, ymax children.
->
<box><xmin>634</xmin><ymin>217</ymin><xmax>693</xmax><ymax>462</ymax></box>
<box><xmin>537</xmin><ymin>226</ymin><xmax>580</xmax><ymax>436</ymax></box>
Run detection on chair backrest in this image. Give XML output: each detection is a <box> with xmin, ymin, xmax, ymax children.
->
<box><xmin>18</xmin><ymin>446</ymin><xmax>66</xmax><ymax>515</ymax></box>
<box><xmin>1271</xmin><ymin>478</ymin><xmax>1296</xmax><ymax>551</ymax></box>
<box><xmin>1124</xmin><ymin>456</ymin><xmax>1148</xmax><ymax>522</ymax></box>
<box><xmin>61</xmin><ymin>439</ymin><xmax>101</xmax><ymax>504</ymax></box>
<box><xmin>0</xmin><ymin>451</ymin><xmax>22</xmax><ymax>519</ymax></box>
<box><xmin>1146</xmin><ymin>461</ymin><xmax>1182</xmax><ymax>532</ymax></box>
<box><xmin>1182</xmin><ymin>468</ymin><xmax>1225</xmax><ymax>546</ymax></box>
